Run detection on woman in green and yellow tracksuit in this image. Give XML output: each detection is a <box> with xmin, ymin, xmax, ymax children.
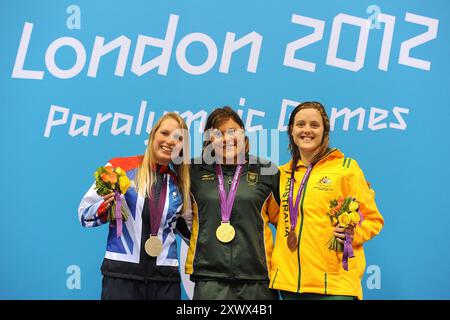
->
<box><xmin>270</xmin><ymin>101</ymin><xmax>384</xmax><ymax>300</ymax></box>
<box><xmin>186</xmin><ymin>106</ymin><xmax>280</xmax><ymax>300</ymax></box>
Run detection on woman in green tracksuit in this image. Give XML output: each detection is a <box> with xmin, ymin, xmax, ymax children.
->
<box><xmin>185</xmin><ymin>106</ymin><xmax>280</xmax><ymax>300</ymax></box>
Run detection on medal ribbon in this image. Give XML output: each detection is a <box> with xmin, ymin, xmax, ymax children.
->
<box><xmin>342</xmin><ymin>210</ymin><xmax>363</xmax><ymax>271</ymax></box>
<box><xmin>288</xmin><ymin>165</ymin><xmax>313</xmax><ymax>232</ymax></box>
<box><xmin>149</xmin><ymin>173</ymin><xmax>168</xmax><ymax>237</ymax></box>
<box><xmin>215</xmin><ymin>164</ymin><xmax>243</xmax><ymax>223</ymax></box>
<box><xmin>343</xmin><ymin>229</ymin><xmax>355</xmax><ymax>271</ymax></box>
<box><xmin>114</xmin><ymin>190</ymin><xmax>123</xmax><ymax>238</ymax></box>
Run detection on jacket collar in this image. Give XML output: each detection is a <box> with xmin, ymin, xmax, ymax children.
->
<box><xmin>198</xmin><ymin>154</ymin><xmax>257</xmax><ymax>175</ymax></box>
<box><xmin>280</xmin><ymin>148</ymin><xmax>343</xmax><ymax>173</ymax></box>
<box><xmin>152</xmin><ymin>163</ymin><xmax>178</xmax><ymax>182</ymax></box>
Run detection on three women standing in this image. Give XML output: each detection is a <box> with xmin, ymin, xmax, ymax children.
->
<box><xmin>79</xmin><ymin>103</ymin><xmax>383</xmax><ymax>300</ymax></box>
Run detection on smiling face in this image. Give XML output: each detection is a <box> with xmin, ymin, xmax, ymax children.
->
<box><xmin>211</xmin><ymin>118</ymin><xmax>246</xmax><ymax>164</ymax></box>
<box><xmin>291</xmin><ymin>108</ymin><xmax>324</xmax><ymax>160</ymax></box>
<box><xmin>152</xmin><ymin>117</ymin><xmax>183</xmax><ymax>165</ymax></box>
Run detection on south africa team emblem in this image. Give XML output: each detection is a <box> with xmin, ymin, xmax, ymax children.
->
<box><xmin>247</xmin><ymin>172</ymin><xmax>258</xmax><ymax>185</ymax></box>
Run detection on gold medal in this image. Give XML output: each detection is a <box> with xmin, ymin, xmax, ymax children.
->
<box><xmin>216</xmin><ymin>222</ymin><xmax>235</xmax><ymax>243</ymax></box>
<box><xmin>287</xmin><ymin>231</ymin><xmax>298</xmax><ymax>251</ymax></box>
<box><xmin>145</xmin><ymin>235</ymin><xmax>163</xmax><ymax>257</ymax></box>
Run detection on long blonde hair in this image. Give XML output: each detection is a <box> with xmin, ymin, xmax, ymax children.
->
<box><xmin>135</xmin><ymin>112</ymin><xmax>190</xmax><ymax>212</ymax></box>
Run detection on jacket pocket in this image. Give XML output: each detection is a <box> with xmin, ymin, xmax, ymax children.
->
<box><xmin>327</xmin><ymin>250</ymin><xmax>358</xmax><ymax>274</ymax></box>
<box><xmin>327</xmin><ymin>250</ymin><xmax>340</xmax><ymax>274</ymax></box>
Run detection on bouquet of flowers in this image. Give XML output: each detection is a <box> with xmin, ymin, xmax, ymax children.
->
<box><xmin>327</xmin><ymin>196</ymin><xmax>363</xmax><ymax>271</ymax></box>
<box><xmin>94</xmin><ymin>166</ymin><xmax>131</xmax><ymax>223</ymax></box>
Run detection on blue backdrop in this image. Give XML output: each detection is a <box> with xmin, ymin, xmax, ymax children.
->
<box><xmin>1</xmin><ymin>0</ymin><xmax>449</xmax><ymax>300</ymax></box>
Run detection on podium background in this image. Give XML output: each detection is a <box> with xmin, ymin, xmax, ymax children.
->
<box><xmin>1</xmin><ymin>0</ymin><xmax>449</xmax><ymax>299</ymax></box>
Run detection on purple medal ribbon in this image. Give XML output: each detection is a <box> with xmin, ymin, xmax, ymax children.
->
<box><xmin>343</xmin><ymin>229</ymin><xmax>354</xmax><ymax>271</ymax></box>
<box><xmin>114</xmin><ymin>190</ymin><xmax>123</xmax><ymax>238</ymax></box>
<box><xmin>288</xmin><ymin>165</ymin><xmax>313</xmax><ymax>232</ymax></box>
<box><xmin>215</xmin><ymin>164</ymin><xmax>243</xmax><ymax>223</ymax></box>
<box><xmin>342</xmin><ymin>209</ymin><xmax>364</xmax><ymax>271</ymax></box>
<box><xmin>149</xmin><ymin>174</ymin><xmax>168</xmax><ymax>236</ymax></box>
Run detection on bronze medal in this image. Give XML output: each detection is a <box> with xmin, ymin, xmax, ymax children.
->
<box><xmin>216</xmin><ymin>222</ymin><xmax>235</xmax><ymax>243</ymax></box>
<box><xmin>287</xmin><ymin>231</ymin><xmax>298</xmax><ymax>251</ymax></box>
<box><xmin>145</xmin><ymin>235</ymin><xmax>163</xmax><ymax>257</ymax></box>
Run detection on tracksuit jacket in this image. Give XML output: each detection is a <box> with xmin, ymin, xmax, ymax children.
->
<box><xmin>269</xmin><ymin>149</ymin><xmax>384</xmax><ymax>299</ymax></box>
<box><xmin>185</xmin><ymin>156</ymin><xmax>280</xmax><ymax>283</ymax></box>
<box><xmin>78</xmin><ymin>156</ymin><xmax>189</xmax><ymax>283</ymax></box>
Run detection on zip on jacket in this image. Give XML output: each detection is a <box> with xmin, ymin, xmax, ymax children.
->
<box><xmin>270</xmin><ymin>149</ymin><xmax>384</xmax><ymax>299</ymax></box>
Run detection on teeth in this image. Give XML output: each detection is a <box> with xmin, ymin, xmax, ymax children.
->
<box><xmin>161</xmin><ymin>146</ymin><xmax>172</xmax><ymax>152</ymax></box>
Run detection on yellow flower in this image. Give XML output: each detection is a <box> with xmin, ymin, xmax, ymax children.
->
<box><xmin>115</xmin><ymin>167</ymin><xmax>126</xmax><ymax>177</ymax></box>
<box><xmin>350</xmin><ymin>211</ymin><xmax>361</xmax><ymax>224</ymax></box>
<box><xmin>119</xmin><ymin>175</ymin><xmax>131</xmax><ymax>194</ymax></box>
<box><xmin>338</xmin><ymin>212</ymin><xmax>351</xmax><ymax>228</ymax></box>
<box><xmin>348</xmin><ymin>200</ymin><xmax>359</xmax><ymax>212</ymax></box>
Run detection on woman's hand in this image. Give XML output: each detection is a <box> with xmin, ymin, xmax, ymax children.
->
<box><xmin>333</xmin><ymin>225</ymin><xmax>354</xmax><ymax>244</ymax></box>
<box><xmin>102</xmin><ymin>192</ymin><xmax>115</xmax><ymax>209</ymax></box>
